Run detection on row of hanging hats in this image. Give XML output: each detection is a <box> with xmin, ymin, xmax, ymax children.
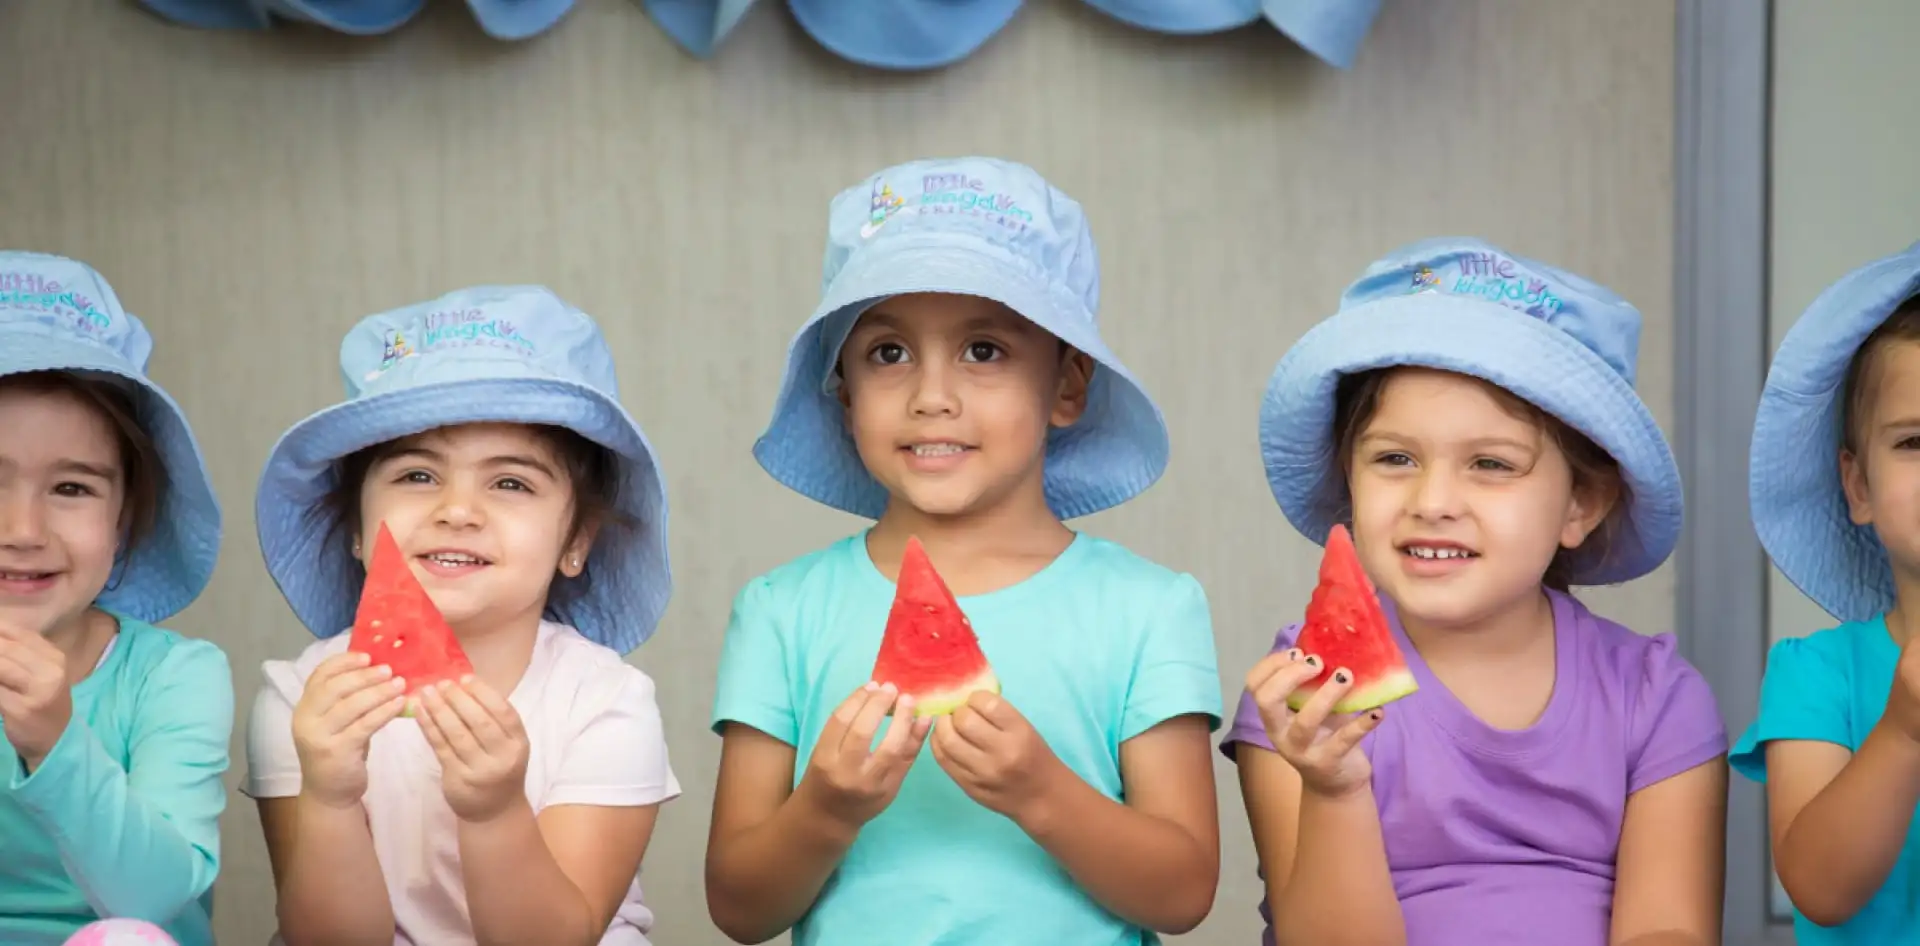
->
<box><xmin>138</xmin><ymin>0</ymin><xmax>1382</xmax><ymax>68</ymax></box>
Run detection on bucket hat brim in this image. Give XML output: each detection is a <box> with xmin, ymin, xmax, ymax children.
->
<box><xmin>257</xmin><ymin>0</ymin><xmax>425</xmax><ymax>33</ymax></box>
<box><xmin>788</xmin><ymin>0</ymin><xmax>1025</xmax><ymax>70</ymax></box>
<box><xmin>1261</xmin><ymin>291</ymin><xmax>1681</xmax><ymax>585</ymax></box>
<box><xmin>1263</xmin><ymin>0</ymin><xmax>1381</xmax><ymax>69</ymax></box>
<box><xmin>139</xmin><ymin>0</ymin><xmax>272</xmax><ymax>29</ymax></box>
<box><xmin>642</xmin><ymin>0</ymin><xmax>758</xmax><ymax>57</ymax></box>
<box><xmin>465</xmin><ymin>0</ymin><xmax>575</xmax><ymax>40</ymax></box>
<box><xmin>1082</xmin><ymin>0</ymin><xmax>1261</xmax><ymax>34</ymax></box>
<box><xmin>1750</xmin><ymin>242</ymin><xmax>1920</xmax><ymax>623</ymax></box>
<box><xmin>0</xmin><ymin>330</ymin><xmax>222</xmax><ymax>624</ymax></box>
<box><xmin>752</xmin><ymin>231</ymin><xmax>1168</xmax><ymax>521</ymax></box>
<box><xmin>256</xmin><ymin>367</ymin><xmax>671</xmax><ymax>655</ymax></box>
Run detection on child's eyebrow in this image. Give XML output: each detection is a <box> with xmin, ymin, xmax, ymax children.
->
<box><xmin>51</xmin><ymin>459</ymin><xmax>120</xmax><ymax>481</ymax></box>
<box><xmin>487</xmin><ymin>454</ymin><xmax>559</xmax><ymax>479</ymax></box>
<box><xmin>1357</xmin><ymin>430</ymin><xmax>1536</xmax><ymax>453</ymax></box>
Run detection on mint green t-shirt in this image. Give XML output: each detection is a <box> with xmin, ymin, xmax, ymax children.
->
<box><xmin>0</xmin><ymin>614</ymin><xmax>233</xmax><ymax>946</ymax></box>
<box><xmin>712</xmin><ymin>532</ymin><xmax>1223</xmax><ymax>946</ymax></box>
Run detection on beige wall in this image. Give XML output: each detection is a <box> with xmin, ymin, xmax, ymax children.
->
<box><xmin>0</xmin><ymin>1</ymin><xmax>1676</xmax><ymax>943</ymax></box>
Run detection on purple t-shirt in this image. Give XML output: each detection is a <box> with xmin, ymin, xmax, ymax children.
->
<box><xmin>1220</xmin><ymin>589</ymin><xmax>1727</xmax><ymax>946</ymax></box>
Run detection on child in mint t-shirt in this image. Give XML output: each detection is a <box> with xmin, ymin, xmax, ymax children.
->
<box><xmin>704</xmin><ymin>157</ymin><xmax>1223</xmax><ymax>946</ymax></box>
<box><xmin>0</xmin><ymin>252</ymin><xmax>232</xmax><ymax>946</ymax></box>
<box><xmin>1221</xmin><ymin>238</ymin><xmax>1728</xmax><ymax>946</ymax></box>
<box><xmin>1732</xmin><ymin>241</ymin><xmax>1920</xmax><ymax>943</ymax></box>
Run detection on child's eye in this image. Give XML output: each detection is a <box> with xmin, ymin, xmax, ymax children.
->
<box><xmin>494</xmin><ymin>477</ymin><xmax>531</xmax><ymax>493</ymax></box>
<box><xmin>1372</xmin><ymin>452</ymin><xmax>1414</xmax><ymax>467</ymax></box>
<box><xmin>397</xmin><ymin>469</ymin><xmax>436</xmax><ymax>485</ymax></box>
<box><xmin>868</xmin><ymin>342</ymin><xmax>910</xmax><ymax>366</ymax></box>
<box><xmin>961</xmin><ymin>341</ymin><xmax>1004</xmax><ymax>363</ymax></box>
<box><xmin>51</xmin><ymin>482</ymin><xmax>97</xmax><ymax>498</ymax></box>
<box><xmin>1896</xmin><ymin>436</ymin><xmax>1920</xmax><ymax>450</ymax></box>
<box><xmin>1472</xmin><ymin>457</ymin><xmax>1516</xmax><ymax>472</ymax></box>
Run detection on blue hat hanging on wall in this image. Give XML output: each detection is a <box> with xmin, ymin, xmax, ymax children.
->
<box><xmin>131</xmin><ymin>0</ymin><xmax>1381</xmax><ymax>66</ymax></box>
<box><xmin>134</xmin><ymin>0</ymin><xmax>576</xmax><ymax>40</ymax></box>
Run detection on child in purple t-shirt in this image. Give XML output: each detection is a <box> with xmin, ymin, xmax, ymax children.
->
<box><xmin>1220</xmin><ymin>238</ymin><xmax>1730</xmax><ymax>946</ymax></box>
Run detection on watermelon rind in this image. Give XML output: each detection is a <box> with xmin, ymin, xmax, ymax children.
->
<box><xmin>1283</xmin><ymin>667</ymin><xmax>1419</xmax><ymax>716</ymax></box>
<box><xmin>901</xmin><ymin>669</ymin><xmax>1002</xmax><ymax>717</ymax></box>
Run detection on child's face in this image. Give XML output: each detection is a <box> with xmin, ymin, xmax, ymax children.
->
<box><xmin>1841</xmin><ymin>340</ymin><xmax>1920</xmax><ymax>579</ymax></box>
<box><xmin>0</xmin><ymin>384</ymin><xmax>125</xmax><ymax>637</ymax></box>
<box><xmin>355</xmin><ymin>422</ymin><xmax>591</xmax><ymax>636</ymax></box>
<box><xmin>1346</xmin><ymin>369</ymin><xmax>1608</xmax><ymax>631</ymax></box>
<box><xmin>838</xmin><ymin>293</ymin><xmax>1090</xmax><ymax>520</ymax></box>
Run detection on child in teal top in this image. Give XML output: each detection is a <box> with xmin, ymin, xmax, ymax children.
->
<box><xmin>0</xmin><ymin>252</ymin><xmax>231</xmax><ymax>946</ymax></box>
<box><xmin>705</xmin><ymin>157</ymin><xmax>1224</xmax><ymax>946</ymax></box>
<box><xmin>1732</xmin><ymin>241</ymin><xmax>1920</xmax><ymax>942</ymax></box>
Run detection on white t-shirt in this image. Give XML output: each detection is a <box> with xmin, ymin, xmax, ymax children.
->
<box><xmin>243</xmin><ymin>621</ymin><xmax>680</xmax><ymax>945</ymax></box>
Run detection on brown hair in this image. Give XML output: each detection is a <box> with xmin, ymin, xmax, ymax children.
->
<box><xmin>318</xmin><ymin>424</ymin><xmax>627</xmax><ymax>613</ymax></box>
<box><xmin>0</xmin><ymin>370</ymin><xmax>164</xmax><ymax>548</ymax></box>
<box><xmin>1839</xmin><ymin>295</ymin><xmax>1920</xmax><ymax>457</ymax></box>
<box><xmin>1331</xmin><ymin>368</ymin><xmax>1626</xmax><ymax>592</ymax></box>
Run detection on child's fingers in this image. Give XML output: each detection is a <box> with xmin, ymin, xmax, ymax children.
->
<box><xmin>1244</xmin><ymin>648</ymin><xmax>1305</xmax><ymax>694</ymax></box>
<box><xmin>930</xmin><ymin>717</ymin><xmax>992</xmax><ymax>777</ymax></box>
<box><xmin>323</xmin><ymin>675</ymin><xmax>408</xmax><ymax>734</ymax></box>
<box><xmin>1290</xmin><ymin>667</ymin><xmax>1353</xmax><ymax>733</ymax></box>
<box><xmin>460</xmin><ymin>677</ymin><xmax>526</xmax><ymax>741</ymax></box>
<box><xmin>1251</xmin><ymin>655</ymin><xmax>1322</xmax><ymax>717</ymax></box>
<box><xmin>819</xmin><ymin>683</ymin><xmax>878</xmax><ymax>748</ymax></box>
<box><xmin>416</xmin><ymin>698</ymin><xmax>456</xmax><ymax>763</ymax></box>
<box><xmin>321</xmin><ymin>663</ymin><xmax>396</xmax><ymax>709</ymax></box>
<box><xmin>0</xmin><ymin>646</ymin><xmax>32</xmax><ymax>692</ymax></box>
<box><xmin>840</xmin><ymin>683</ymin><xmax>897</xmax><ymax>758</ymax></box>
<box><xmin>869</xmin><ymin>695</ymin><xmax>920</xmax><ymax>766</ymax></box>
<box><xmin>343</xmin><ymin>693</ymin><xmax>408</xmax><ymax>743</ymax></box>
<box><xmin>421</xmin><ymin>685</ymin><xmax>485</xmax><ymax>767</ymax></box>
<box><xmin>1315</xmin><ymin>707</ymin><xmax>1385</xmax><ymax>762</ymax></box>
<box><xmin>440</xmin><ymin>681</ymin><xmax>509</xmax><ymax>752</ymax></box>
<box><xmin>310</xmin><ymin>651</ymin><xmax>375</xmax><ymax>688</ymax></box>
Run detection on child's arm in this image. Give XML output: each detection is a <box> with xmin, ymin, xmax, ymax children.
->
<box><xmin>1236</xmin><ymin>648</ymin><xmax>1402</xmax><ymax>946</ymax></box>
<box><xmin>1609</xmin><ymin>634</ymin><xmax>1729</xmax><ymax>946</ymax></box>
<box><xmin>706</xmin><ymin>687</ymin><xmax>930</xmax><ymax>944</ymax></box>
<box><xmin>1732</xmin><ymin>633</ymin><xmax>1915</xmax><ymax>927</ymax></box>
<box><xmin>4</xmin><ymin>636</ymin><xmax>233</xmax><ymax>925</ymax></box>
<box><xmin>249</xmin><ymin>653</ymin><xmax>406</xmax><ymax>946</ymax></box>
<box><xmin>933</xmin><ymin>701</ymin><xmax>1220</xmax><ymax>933</ymax></box>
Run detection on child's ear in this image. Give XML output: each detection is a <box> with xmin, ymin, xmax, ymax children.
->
<box><xmin>1841</xmin><ymin>448</ymin><xmax>1874</xmax><ymax>526</ymax></box>
<box><xmin>1559</xmin><ymin>476</ymin><xmax>1620</xmax><ymax>551</ymax></box>
<box><xmin>559</xmin><ymin>520</ymin><xmax>600</xmax><ymax>579</ymax></box>
<box><xmin>1049</xmin><ymin>349</ymin><xmax>1095</xmax><ymax>428</ymax></box>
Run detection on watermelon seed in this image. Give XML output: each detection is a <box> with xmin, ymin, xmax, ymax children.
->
<box><xmin>371</xmin><ymin>635</ymin><xmax>384</xmax><ymax>644</ymax></box>
<box><xmin>392</xmin><ymin>639</ymin><xmax>403</xmax><ymax>648</ymax></box>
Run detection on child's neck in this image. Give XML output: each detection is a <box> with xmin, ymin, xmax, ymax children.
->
<box><xmin>869</xmin><ymin>499</ymin><xmax>1074</xmax><ymax>597</ymax></box>
<box><xmin>1398</xmin><ymin>586</ymin><xmax>1556</xmax><ymax>663</ymax></box>
<box><xmin>448</xmin><ymin>610</ymin><xmax>543</xmax><ymax>700</ymax></box>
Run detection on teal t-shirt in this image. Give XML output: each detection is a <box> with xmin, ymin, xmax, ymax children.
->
<box><xmin>0</xmin><ymin>614</ymin><xmax>233</xmax><ymax>946</ymax></box>
<box><xmin>712</xmin><ymin>531</ymin><xmax>1223</xmax><ymax>946</ymax></box>
<box><xmin>1729</xmin><ymin>617</ymin><xmax>1917</xmax><ymax>943</ymax></box>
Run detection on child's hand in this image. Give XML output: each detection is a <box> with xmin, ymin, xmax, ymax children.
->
<box><xmin>797</xmin><ymin>682</ymin><xmax>933</xmax><ymax>830</ymax></box>
<box><xmin>929</xmin><ymin>692</ymin><xmax>1064</xmax><ymax>824</ymax></box>
<box><xmin>0</xmin><ymin>623</ymin><xmax>73</xmax><ymax>771</ymax></box>
<box><xmin>416</xmin><ymin>677</ymin><xmax>532</xmax><ymax>823</ymax></box>
<box><xmin>292</xmin><ymin>650</ymin><xmax>409</xmax><ymax>808</ymax></box>
<box><xmin>1246</xmin><ymin>648</ymin><xmax>1384</xmax><ymax>799</ymax></box>
<box><xmin>1884</xmin><ymin>636</ymin><xmax>1920</xmax><ymax>743</ymax></box>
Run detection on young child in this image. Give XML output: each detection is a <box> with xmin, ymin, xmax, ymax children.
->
<box><xmin>1221</xmin><ymin>238</ymin><xmax>1729</xmax><ymax>946</ymax></box>
<box><xmin>241</xmin><ymin>286</ymin><xmax>679</xmax><ymax>946</ymax></box>
<box><xmin>0</xmin><ymin>251</ymin><xmax>232</xmax><ymax>946</ymax></box>
<box><xmin>1731</xmin><ymin>241</ymin><xmax>1920</xmax><ymax>943</ymax></box>
<box><xmin>704</xmin><ymin>157</ymin><xmax>1223</xmax><ymax>945</ymax></box>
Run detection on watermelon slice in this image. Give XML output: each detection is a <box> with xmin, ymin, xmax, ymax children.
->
<box><xmin>870</xmin><ymin>536</ymin><xmax>1000</xmax><ymax>717</ymax></box>
<box><xmin>1285</xmin><ymin>524</ymin><xmax>1418</xmax><ymax>715</ymax></box>
<box><xmin>348</xmin><ymin>523</ymin><xmax>475</xmax><ymax>717</ymax></box>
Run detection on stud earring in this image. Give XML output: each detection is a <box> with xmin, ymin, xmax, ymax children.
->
<box><xmin>572</xmin><ymin>557</ymin><xmax>582</xmax><ymax>569</ymax></box>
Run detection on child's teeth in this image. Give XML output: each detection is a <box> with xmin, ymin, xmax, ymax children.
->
<box><xmin>913</xmin><ymin>444</ymin><xmax>965</xmax><ymax>456</ymax></box>
<box><xmin>1409</xmin><ymin>547</ymin><xmax>1471</xmax><ymax>560</ymax></box>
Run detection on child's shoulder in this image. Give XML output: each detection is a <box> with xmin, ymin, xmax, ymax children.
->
<box><xmin>1559</xmin><ymin>592</ymin><xmax>1705</xmax><ymax>692</ymax></box>
<box><xmin>111</xmin><ymin>613</ymin><xmax>232</xmax><ymax>679</ymax></box>
<box><xmin>1764</xmin><ymin>617</ymin><xmax>1890</xmax><ymax>670</ymax></box>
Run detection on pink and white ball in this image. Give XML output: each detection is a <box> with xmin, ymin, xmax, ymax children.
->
<box><xmin>61</xmin><ymin>919</ymin><xmax>179</xmax><ymax>946</ymax></box>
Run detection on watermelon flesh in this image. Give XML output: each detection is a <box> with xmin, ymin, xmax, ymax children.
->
<box><xmin>348</xmin><ymin>522</ymin><xmax>476</xmax><ymax>717</ymax></box>
<box><xmin>870</xmin><ymin>536</ymin><xmax>1000</xmax><ymax>717</ymax></box>
<box><xmin>1285</xmin><ymin>524</ymin><xmax>1419</xmax><ymax>715</ymax></box>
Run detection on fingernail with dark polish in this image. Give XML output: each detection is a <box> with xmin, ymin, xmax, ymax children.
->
<box><xmin>1369</xmin><ymin>710</ymin><xmax>1383</xmax><ymax>721</ymax></box>
<box><xmin>1286</xmin><ymin>648</ymin><xmax>1302</xmax><ymax>661</ymax></box>
<box><xmin>1304</xmin><ymin>655</ymin><xmax>1320</xmax><ymax>668</ymax></box>
<box><xmin>1333</xmin><ymin>670</ymin><xmax>1350</xmax><ymax>684</ymax></box>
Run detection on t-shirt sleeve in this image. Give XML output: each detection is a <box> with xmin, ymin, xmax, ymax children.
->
<box><xmin>9</xmin><ymin>638</ymin><xmax>234</xmax><ymax>925</ymax></box>
<box><xmin>543</xmin><ymin>667</ymin><xmax>682</xmax><ymax>808</ymax></box>
<box><xmin>1219</xmin><ymin>624</ymin><xmax>1301</xmax><ymax>761</ymax></box>
<box><xmin>1626</xmin><ymin>632</ymin><xmax>1730</xmax><ymax>794</ymax></box>
<box><xmin>241</xmin><ymin>660</ymin><xmax>308</xmax><ymax>800</ymax></box>
<box><xmin>1119</xmin><ymin>573</ymin><xmax>1224</xmax><ymax>742</ymax></box>
<box><xmin>1728</xmin><ymin>634</ymin><xmax>1852</xmax><ymax>784</ymax></box>
<box><xmin>710</xmin><ymin>576</ymin><xmax>797</xmax><ymax>744</ymax></box>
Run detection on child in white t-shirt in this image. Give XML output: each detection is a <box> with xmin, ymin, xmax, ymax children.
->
<box><xmin>242</xmin><ymin>286</ymin><xmax>679</xmax><ymax>946</ymax></box>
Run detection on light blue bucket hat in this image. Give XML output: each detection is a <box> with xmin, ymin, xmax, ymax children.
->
<box><xmin>1079</xmin><ymin>0</ymin><xmax>1380</xmax><ymax>68</ymax></box>
<box><xmin>253</xmin><ymin>0</ymin><xmax>425</xmax><ymax>33</ymax></box>
<box><xmin>642</xmin><ymin>0</ymin><xmax>757</xmax><ymax>57</ymax></box>
<box><xmin>255</xmin><ymin>285</ymin><xmax>672</xmax><ymax>655</ymax></box>
<box><xmin>788</xmin><ymin>0</ymin><xmax>1026</xmax><ymax>70</ymax></box>
<box><xmin>753</xmin><ymin>156</ymin><xmax>1169</xmax><ymax>521</ymax></box>
<box><xmin>0</xmin><ymin>251</ymin><xmax>223</xmax><ymax>623</ymax></box>
<box><xmin>1260</xmin><ymin>236</ymin><xmax>1682</xmax><ymax>585</ymax></box>
<box><xmin>1750</xmin><ymin>241</ymin><xmax>1920</xmax><ymax>623</ymax></box>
